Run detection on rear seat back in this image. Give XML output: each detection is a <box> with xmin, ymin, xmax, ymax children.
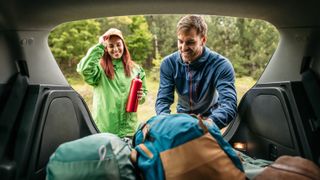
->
<box><xmin>229</xmin><ymin>81</ymin><xmax>319</xmax><ymax>164</ymax></box>
<box><xmin>26</xmin><ymin>86</ymin><xmax>98</xmax><ymax>179</ymax></box>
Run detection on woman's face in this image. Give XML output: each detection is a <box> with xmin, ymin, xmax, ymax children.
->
<box><xmin>106</xmin><ymin>35</ymin><xmax>124</xmax><ymax>59</ymax></box>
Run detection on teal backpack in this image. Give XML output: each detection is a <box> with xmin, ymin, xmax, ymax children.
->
<box><xmin>131</xmin><ymin>114</ymin><xmax>245</xmax><ymax>180</ymax></box>
<box><xmin>46</xmin><ymin>133</ymin><xmax>137</xmax><ymax>180</ymax></box>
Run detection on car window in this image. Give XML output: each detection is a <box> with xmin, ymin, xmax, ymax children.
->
<box><xmin>48</xmin><ymin>14</ymin><xmax>279</xmax><ymax>123</ymax></box>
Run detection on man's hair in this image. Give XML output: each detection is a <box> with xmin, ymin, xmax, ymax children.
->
<box><xmin>177</xmin><ymin>15</ymin><xmax>208</xmax><ymax>37</ymax></box>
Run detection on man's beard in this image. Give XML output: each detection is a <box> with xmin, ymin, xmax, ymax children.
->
<box><xmin>181</xmin><ymin>50</ymin><xmax>195</xmax><ymax>62</ymax></box>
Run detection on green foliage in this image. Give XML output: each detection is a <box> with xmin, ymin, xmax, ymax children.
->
<box><xmin>145</xmin><ymin>15</ymin><xmax>181</xmax><ymax>58</ymax></box>
<box><xmin>126</xmin><ymin>16</ymin><xmax>153</xmax><ymax>63</ymax></box>
<box><xmin>49</xmin><ymin>20</ymin><xmax>101</xmax><ymax>67</ymax></box>
<box><xmin>97</xmin><ymin>16</ymin><xmax>132</xmax><ymax>35</ymax></box>
<box><xmin>49</xmin><ymin>15</ymin><xmax>279</xmax><ymax>80</ymax></box>
<box><xmin>205</xmin><ymin>16</ymin><xmax>279</xmax><ymax>79</ymax></box>
<box><xmin>150</xmin><ymin>52</ymin><xmax>163</xmax><ymax>81</ymax></box>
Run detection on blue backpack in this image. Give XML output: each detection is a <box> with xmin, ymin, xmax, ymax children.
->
<box><xmin>131</xmin><ymin>114</ymin><xmax>245</xmax><ymax>180</ymax></box>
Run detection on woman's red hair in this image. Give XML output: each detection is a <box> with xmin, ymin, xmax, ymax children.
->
<box><xmin>100</xmin><ymin>37</ymin><xmax>134</xmax><ymax>79</ymax></box>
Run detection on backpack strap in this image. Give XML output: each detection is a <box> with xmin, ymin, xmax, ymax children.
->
<box><xmin>130</xmin><ymin>148</ymin><xmax>144</xmax><ymax>180</ymax></box>
<box><xmin>132</xmin><ymin>122</ymin><xmax>148</xmax><ymax>147</ymax></box>
<box><xmin>197</xmin><ymin>114</ymin><xmax>209</xmax><ymax>134</ymax></box>
<box><xmin>130</xmin><ymin>122</ymin><xmax>150</xmax><ymax>180</ymax></box>
<box><xmin>142</xmin><ymin>124</ymin><xmax>150</xmax><ymax>142</ymax></box>
<box><xmin>130</xmin><ymin>149</ymin><xmax>138</xmax><ymax>166</ymax></box>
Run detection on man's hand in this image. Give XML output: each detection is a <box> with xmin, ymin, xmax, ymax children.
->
<box><xmin>204</xmin><ymin>117</ymin><xmax>227</xmax><ymax>133</ymax></box>
<box><xmin>206</xmin><ymin>117</ymin><xmax>214</xmax><ymax>123</ymax></box>
<box><xmin>198</xmin><ymin>115</ymin><xmax>215</xmax><ymax>126</ymax></box>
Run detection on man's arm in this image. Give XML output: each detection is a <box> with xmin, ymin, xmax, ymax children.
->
<box><xmin>155</xmin><ymin>59</ymin><xmax>175</xmax><ymax>115</ymax></box>
<box><xmin>209</xmin><ymin>60</ymin><xmax>237</xmax><ymax>129</ymax></box>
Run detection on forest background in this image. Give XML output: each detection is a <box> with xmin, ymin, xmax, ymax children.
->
<box><xmin>48</xmin><ymin>15</ymin><xmax>279</xmax><ymax>122</ymax></box>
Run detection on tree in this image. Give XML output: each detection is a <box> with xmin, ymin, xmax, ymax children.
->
<box><xmin>97</xmin><ymin>16</ymin><xmax>132</xmax><ymax>35</ymax></box>
<box><xmin>48</xmin><ymin>15</ymin><xmax>279</xmax><ymax>80</ymax></box>
<box><xmin>49</xmin><ymin>20</ymin><xmax>101</xmax><ymax>68</ymax></box>
<box><xmin>126</xmin><ymin>16</ymin><xmax>153</xmax><ymax>67</ymax></box>
<box><xmin>205</xmin><ymin>16</ymin><xmax>279</xmax><ymax>78</ymax></box>
<box><xmin>145</xmin><ymin>15</ymin><xmax>181</xmax><ymax>59</ymax></box>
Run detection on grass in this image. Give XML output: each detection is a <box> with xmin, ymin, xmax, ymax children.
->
<box><xmin>235</xmin><ymin>76</ymin><xmax>256</xmax><ymax>103</ymax></box>
<box><xmin>71</xmin><ymin>72</ymin><xmax>256</xmax><ymax>123</ymax></box>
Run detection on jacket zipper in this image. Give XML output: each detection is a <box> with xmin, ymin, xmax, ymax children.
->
<box><xmin>188</xmin><ymin>65</ymin><xmax>193</xmax><ymax>113</ymax></box>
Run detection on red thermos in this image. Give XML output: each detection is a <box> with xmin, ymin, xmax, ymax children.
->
<box><xmin>126</xmin><ymin>74</ymin><xmax>143</xmax><ymax>112</ymax></box>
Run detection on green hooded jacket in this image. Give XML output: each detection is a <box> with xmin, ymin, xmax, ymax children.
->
<box><xmin>77</xmin><ymin>44</ymin><xmax>147</xmax><ymax>137</ymax></box>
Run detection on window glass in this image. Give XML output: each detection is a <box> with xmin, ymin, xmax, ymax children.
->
<box><xmin>49</xmin><ymin>15</ymin><xmax>279</xmax><ymax>123</ymax></box>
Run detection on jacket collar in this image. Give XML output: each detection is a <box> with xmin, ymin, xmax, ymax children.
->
<box><xmin>113</xmin><ymin>58</ymin><xmax>123</xmax><ymax>70</ymax></box>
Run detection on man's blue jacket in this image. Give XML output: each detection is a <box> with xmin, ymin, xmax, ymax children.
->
<box><xmin>155</xmin><ymin>47</ymin><xmax>237</xmax><ymax>129</ymax></box>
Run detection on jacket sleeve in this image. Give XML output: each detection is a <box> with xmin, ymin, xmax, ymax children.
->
<box><xmin>138</xmin><ymin>66</ymin><xmax>148</xmax><ymax>105</ymax></box>
<box><xmin>76</xmin><ymin>44</ymin><xmax>104</xmax><ymax>86</ymax></box>
<box><xmin>209</xmin><ymin>60</ymin><xmax>237</xmax><ymax>129</ymax></box>
<box><xmin>155</xmin><ymin>59</ymin><xmax>175</xmax><ymax>115</ymax></box>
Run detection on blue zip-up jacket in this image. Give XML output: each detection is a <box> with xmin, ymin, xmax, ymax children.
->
<box><xmin>155</xmin><ymin>47</ymin><xmax>237</xmax><ymax>129</ymax></box>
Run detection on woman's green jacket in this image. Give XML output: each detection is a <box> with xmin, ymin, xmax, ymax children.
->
<box><xmin>77</xmin><ymin>44</ymin><xmax>147</xmax><ymax>137</ymax></box>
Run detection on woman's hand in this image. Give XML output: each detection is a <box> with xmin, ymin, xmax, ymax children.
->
<box><xmin>99</xmin><ymin>35</ymin><xmax>108</xmax><ymax>47</ymax></box>
<box><xmin>137</xmin><ymin>88</ymin><xmax>144</xmax><ymax>101</ymax></box>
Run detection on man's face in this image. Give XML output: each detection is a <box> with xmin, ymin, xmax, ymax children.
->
<box><xmin>106</xmin><ymin>36</ymin><xmax>124</xmax><ymax>59</ymax></box>
<box><xmin>177</xmin><ymin>28</ymin><xmax>206</xmax><ymax>63</ymax></box>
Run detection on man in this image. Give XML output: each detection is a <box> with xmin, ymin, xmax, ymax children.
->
<box><xmin>155</xmin><ymin>15</ymin><xmax>237</xmax><ymax>129</ymax></box>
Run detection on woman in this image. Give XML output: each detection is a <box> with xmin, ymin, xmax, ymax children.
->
<box><xmin>77</xmin><ymin>28</ymin><xmax>147</xmax><ymax>138</ymax></box>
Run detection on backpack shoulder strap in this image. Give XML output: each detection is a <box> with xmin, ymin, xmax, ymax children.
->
<box><xmin>197</xmin><ymin>114</ymin><xmax>209</xmax><ymax>134</ymax></box>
